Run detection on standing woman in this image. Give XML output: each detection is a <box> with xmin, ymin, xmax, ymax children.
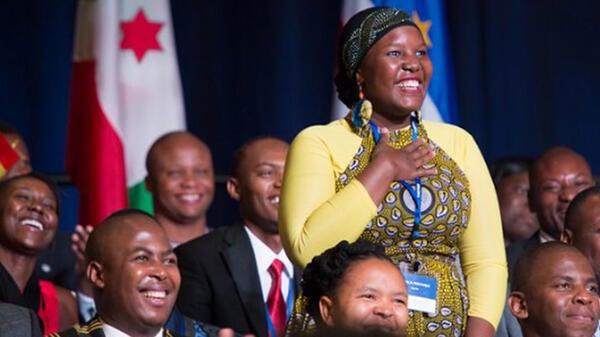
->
<box><xmin>0</xmin><ymin>172</ymin><xmax>77</xmax><ymax>334</ymax></box>
<box><xmin>280</xmin><ymin>7</ymin><xmax>506</xmax><ymax>337</ymax></box>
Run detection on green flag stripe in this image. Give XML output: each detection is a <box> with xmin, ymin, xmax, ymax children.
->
<box><xmin>128</xmin><ymin>180</ymin><xmax>154</xmax><ymax>215</ymax></box>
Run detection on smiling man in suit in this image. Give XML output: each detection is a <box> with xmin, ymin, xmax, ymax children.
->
<box><xmin>49</xmin><ymin>209</ymin><xmax>183</xmax><ymax>337</ymax></box>
<box><xmin>506</xmin><ymin>146</ymin><xmax>595</xmax><ymax>271</ymax></box>
<box><xmin>175</xmin><ymin>137</ymin><xmax>298</xmax><ymax>337</ymax></box>
<box><xmin>508</xmin><ymin>242</ymin><xmax>599</xmax><ymax>337</ymax></box>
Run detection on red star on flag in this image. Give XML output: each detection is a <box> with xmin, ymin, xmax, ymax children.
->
<box><xmin>120</xmin><ymin>8</ymin><xmax>163</xmax><ymax>62</ymax></box>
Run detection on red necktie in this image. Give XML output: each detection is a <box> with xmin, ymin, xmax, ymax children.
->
<box><xmin>267</xmin><ymin>259</ymin><xmax>286</xmax><ymax>337</ymax></box>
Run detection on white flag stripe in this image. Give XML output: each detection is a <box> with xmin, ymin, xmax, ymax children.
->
<box><xmin>341</xmin><ymin>0</ymin><xmax>371</xmax><ymax>22</ymax></box>
<box><xmin>94</xmin><ymin>0</ymin><xmax>186</xmax><ymax>187</ymax></box>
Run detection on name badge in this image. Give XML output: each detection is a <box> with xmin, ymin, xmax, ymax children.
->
<box><xmin>403</xmin><ymin>272</ymin><xmax>438</xmax><ymax>314</ymax></box>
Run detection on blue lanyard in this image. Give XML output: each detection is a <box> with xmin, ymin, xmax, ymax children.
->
<box><xmin>264</xmin><ymin>279</ymin><xmax>294</xmax><ymax>337</ymax></box>
<box><xmin>369</xmin><ymin>114</ymin><xmax>423</xmax><ymax>239</ymax></box>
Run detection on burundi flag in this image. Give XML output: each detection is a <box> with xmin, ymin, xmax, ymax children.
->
<box><xmin>333</xmin><ymin>0</ymin><xmax>458</xmax><ymax>124</ymax></box>
<box><xmin>0</xmin><ymin>134</ymin><xmax>20</xmax><ymax>179</ymax></box>
<box><xmin>66</xmin><ymin>0</ymin><xmax>186</xmax><ymax>226</ymax></box>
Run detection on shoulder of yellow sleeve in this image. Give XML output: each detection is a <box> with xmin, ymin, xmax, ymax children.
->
<box><xmin>293</xmin><ymin>118</ymin><xmax>352</xmax><ymax>139</ymax></box>
<box><xmin>422</xmin><ymin>121</ymin><xmax>480</xmax><ymax>159</ymax></box>
<box><xmin>422</xmin><ymin>120</ymin><xmax>474</xmax><ymax>141</ymax></box>
<box><xmin>291</xmin><ymin>118</ymin><xmax>358</xmax><ymax>149</ymax></box>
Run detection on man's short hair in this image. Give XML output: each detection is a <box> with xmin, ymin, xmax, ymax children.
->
<box><xmin>511</xmin><ymin>241</ymin><xmax>580</xmax><ymax>292</ymax></box>
<box><xmin>229</xmin><ymin>136</ymin><xmax>286</xmax><ymax>180</ymax></box>
<box><xmin>565</xmin><ymin>186</ymin><xmax>600</xmax><ymax>232</ymax></box>
<box><xmin>489</xmin><ymin>157</ymin><xmax>532</xmax><ymax>186</ymax></box>
<box><xmin>85</xmin><ymin>208</ymin><xmax>159</xmax><ymax>265</ymax></box>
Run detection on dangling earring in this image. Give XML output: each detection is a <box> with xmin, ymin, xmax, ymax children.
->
<box><xmin>351</xmin><ymin>81</ymin><xmax>370</xmax><ymax>128</ymax></box>
<box><xmin>357</xmin><ymin>82</ymin><xmax>365</xmax><ymax>99</ymax></box>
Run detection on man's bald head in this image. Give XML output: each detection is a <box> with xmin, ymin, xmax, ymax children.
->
<box><xmin>530</xmin><ymin>147</ymin><xmax>591</xmax><ymax>182</ymax></box>
<box><xmin>528</xmin><ymin>146</ymin><xmax>594</xmax><ymax>240</ymax></box>
<box><xmin>144</xmin><ymin>131</ymin><xmax>215</xmax><ymax>231</ymax></box>
<box><xmin>85</xmin><ymin>209</ymin><xmax>163</xmax><ymax>265</ymax></box>
<box><xmin>145</xmin><ymin>131</ymin><xmax>211</xmax><ymax>176</ymax></box>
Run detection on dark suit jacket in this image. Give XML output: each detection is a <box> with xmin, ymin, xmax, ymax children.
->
<box><xmin>0</xmin><ymin>302</ymin><xmax>42</xmax><ymax>337</ymax></box>
<box><xmin>36</xmin><ymin>230</ymin><xmax>79</xmax><ymax>290</ymax></box>
<box><xmin>505</xmin><ymin>231</ymin><xmax>543</xmax><ymax>279</ymax></box>
<box><xmin>47</xmin><ymin>317</ymin><xmax>183</xmax><ymax>337</ymax></box>
<box><xmin>166</xmin><ymin>305</ymin><xmax>243</xmax><ymax>337</ymax></box>
<box><xmin>495</xmin><ymin>232</ymin><xmax>545</xmax><ymax>337</ymax></box>
<box><xmin>175</xmin><ymin>223</ymin><xmax>301</xmax><ymax>337</ymax></box>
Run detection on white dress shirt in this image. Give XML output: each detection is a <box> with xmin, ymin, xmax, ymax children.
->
<box><xmin>103</xmin><ymin>321</ymin><xmax>163</xmax><ymax>337</ymax></box>
<box><xmin>538</xmin><ymin>229</ymin><xmax>556</xmax><ymax>243</ymax></box>
<box><xmin>244</xmin><ymin>226</ymin><xmax>294</xmax><ymax>303</ymax></box>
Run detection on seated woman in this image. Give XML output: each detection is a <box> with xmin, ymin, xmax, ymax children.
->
<box><xmin>298</xmin><ymin>240</ymin><xmax>408</xmax><ymax>337</ymax></box>
<box><xmin>0</xmin><ymin>172</ymin><xmax>77</xmax><ymax>334</ymax></box>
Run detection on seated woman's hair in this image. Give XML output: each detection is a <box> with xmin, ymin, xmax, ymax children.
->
<box><xmin>301</xmin><ymin>239</ymin><xmax>391</xmax><ymax>324</ymax></box>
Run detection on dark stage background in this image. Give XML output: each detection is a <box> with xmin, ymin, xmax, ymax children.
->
<box><xmin>1</xmin><ymin>1</ymin><xmax>599</xmax><ymax>230</ymax></box>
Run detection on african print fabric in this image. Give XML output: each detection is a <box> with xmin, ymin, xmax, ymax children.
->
<box><xmin>285</xmin><ymin>111</ymin><xmax>471</xmax><ymax>337</ymax></box>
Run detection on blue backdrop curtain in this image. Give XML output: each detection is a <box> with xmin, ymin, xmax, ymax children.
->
<box><xmin>447</xmin><ymin>0</ymin><xmax>600</xmax><ymax>164</ymax></box>
<box><xmin>1</xmin><ymin>0</ymin><xmax>599</xmax><ymax>229</ymax></box>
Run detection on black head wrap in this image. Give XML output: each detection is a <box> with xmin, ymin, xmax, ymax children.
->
<box><xmin>335</xmin><ymin>7</ymin><xmax>419</xmax><ymax>108</ymax></box>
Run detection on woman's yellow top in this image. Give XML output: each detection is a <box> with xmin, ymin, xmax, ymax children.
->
<box><xmin>279</xmin><ymin>117</ymin><xmax>507</xmax><ymax>328</ymax></box>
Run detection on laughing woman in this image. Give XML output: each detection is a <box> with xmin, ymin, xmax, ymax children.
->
<box><xmin>0</xmin><ymin>172</ymin><xmax>77</xmax><ymax>334</ymax></box>
<box><xmin>280</xmin><ymin>7</ymin><xmax>506</xmax><ymax>337</ymax></box>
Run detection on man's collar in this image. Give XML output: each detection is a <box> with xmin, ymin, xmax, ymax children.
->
<box><xmin>538</xmin><ymin>229</ymin><xmax>556</xmax><ymax>243</ymax></box>
<box><xmin>102</xmin><ymin>320</ymin><xmax>164</xmax><ymax>337</ymax></box>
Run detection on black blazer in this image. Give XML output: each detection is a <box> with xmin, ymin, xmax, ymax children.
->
<box><xmin>0</xmin><ymin>302</ymin><xmax>42</xmax><ymax>337</ymax></box>
<box><xmin>48</xmin><ymin>316</ymin><xmax>183</xmax><ymax>337</ymax></box>
<box><xmin>506</xmin><ymin>231</ymin><xmax>543</xmax><ymax>280</ymax></box>
<box><xmin>36</xmin><ymin>230</ymin><xmax>79</xmax><ymax>290</ymax></box>
<box><xmin>496</xmin><ymin>232</ymin><xmax>544</xmax><ymax>337</ymax></box>
<box><xmin>175</xmin><ymin>223</ymin><xmax>301</xmax><ymax>337</ymax></box>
